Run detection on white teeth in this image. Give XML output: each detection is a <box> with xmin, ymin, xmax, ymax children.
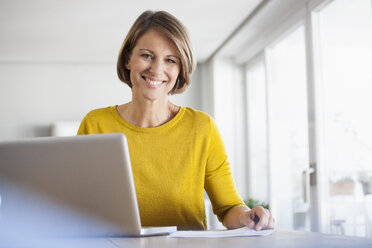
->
<box><xmin>145</xmin><ymin>77</ymin><xmax>163</xmax><ymax>85</ymax></box>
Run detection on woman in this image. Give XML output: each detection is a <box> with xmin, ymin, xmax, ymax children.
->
<box><xmin>78</xmin><ymin>10</ymin><xmax>274</xmax><ymax>231</ymax></box>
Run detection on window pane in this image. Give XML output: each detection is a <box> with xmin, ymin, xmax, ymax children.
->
<box><xmin>318</xmin><ymin>0</ymin><xmax>372</xmax><ymax>237</ymax></box>
<box><xmin>267</xmin><ymin>25</ymin><xmax>310</xmax><ymax>231</ymax></box>
<box><xmin>246</xmin><ymin>59</ymin><xmax>269</xmax><ymax>204</ymax></box>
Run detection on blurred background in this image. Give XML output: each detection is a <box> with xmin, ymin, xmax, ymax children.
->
<box><xmin>1</xmin><ymin>0</ymin><xmax>371</xmax><ymax>237</ymax></box>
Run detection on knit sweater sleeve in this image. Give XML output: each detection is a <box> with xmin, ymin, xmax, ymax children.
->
<box><xmin>204</xmin><ymin>117</ymin><xmax>245</xmax><ymax>223</ymax></box>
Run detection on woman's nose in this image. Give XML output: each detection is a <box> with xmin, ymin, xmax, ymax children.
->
<box><xmin>149</xmin><ymin>59</ymin><xmax>164</xmax><ymax>76</ymax></box>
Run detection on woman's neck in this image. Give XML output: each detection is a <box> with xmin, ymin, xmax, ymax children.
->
<box><xmin>118</xmin><ymin>98</ymin><xmax>179</xmax><ymax>128</ymax></box>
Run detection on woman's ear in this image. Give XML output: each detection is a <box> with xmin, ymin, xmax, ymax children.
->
<box><xmin>125</xmin><ymin>58</ymin><xmax>131</xmax><ymax>70</ymax></box>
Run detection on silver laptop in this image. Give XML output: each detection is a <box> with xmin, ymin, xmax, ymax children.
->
<box><xmin>0</xmin><ymin>133</ymin><xmax>176</xmax><ymax>238</ymax></box>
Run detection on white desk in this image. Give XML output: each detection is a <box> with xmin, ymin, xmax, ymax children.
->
<box><xmin>3</xmin><ymin>231</ymin><xmax>372</xmax><ymax>248</ymax></box>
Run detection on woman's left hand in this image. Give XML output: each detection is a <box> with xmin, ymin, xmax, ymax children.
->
<box><xmin>239</xmin><ymin>206</ymin><xmax>274</xmax><ymax>231</ymax></box>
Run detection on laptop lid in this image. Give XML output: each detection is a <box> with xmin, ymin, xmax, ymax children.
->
<box><xmin>0</xmin><ymin>133</ymin><xmax>150</xmax><ymax>237</ymax></box>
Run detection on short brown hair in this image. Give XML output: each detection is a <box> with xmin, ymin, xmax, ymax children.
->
<box><xmin>117</xmin><ymin>10</ymin><xmax>195</xmax><ymax>94</ymax></box>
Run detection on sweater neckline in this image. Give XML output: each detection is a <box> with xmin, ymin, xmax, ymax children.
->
<box><xmin>110</xmin><ymin>105</ymin><xmax>186</xmax><ymax>133</ymax></box>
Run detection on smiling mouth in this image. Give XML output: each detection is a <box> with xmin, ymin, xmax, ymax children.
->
<box><xmin>142</xmin><ymin>76</ymin><xmax>165</xmax><ymax>87</ymax></box>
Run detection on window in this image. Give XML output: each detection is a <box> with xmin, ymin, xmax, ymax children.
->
<box><xmin>210</xmin><ymin>0</ymin><xmax>372</xmax><ymax>236</ymax></box>
<box><xmin>316</xmin><ymin>0</ymin><xmax>372</xmax><ymax>237</ymax></box>
<box><xmin>246</xmin><ymin>57</ymin><xmax>269</xmax><ymax>204</ymax></box>
<box><xmin>266</xmin><ymin>24</ymin><xmax>311</xmax><ymax>231</ymax></box>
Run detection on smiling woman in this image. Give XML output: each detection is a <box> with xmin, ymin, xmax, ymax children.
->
<box><xmin>125</xmin><ymin>29</ymin><xmax>181</xmax><ymax>104</ymax></box>
<box><xmin>77</xmin><ymin>10</ymin><xmax>274</xmax><ymax>231</ymax></box>
<box><xmin>117</xmin><ymin>10</ymin><xmax>195</xmax><ymax>95</ymax></box>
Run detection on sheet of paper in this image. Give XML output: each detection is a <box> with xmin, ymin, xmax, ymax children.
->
<box><xmin>170</xmin><ymin>227</ymin><xmax>275</xmax><ymax>238</ymax></box>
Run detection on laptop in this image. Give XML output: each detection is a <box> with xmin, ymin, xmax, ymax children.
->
<box><xmin>0</xmin><ymin>133</ymin><xmax>176</xmax><ymax>238</ymax></box>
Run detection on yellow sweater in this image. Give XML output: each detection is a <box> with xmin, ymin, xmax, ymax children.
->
<box><xmin>77</xmin><ymin>106</ymin><xmax>244</xmax><ymax>230</ymax></box>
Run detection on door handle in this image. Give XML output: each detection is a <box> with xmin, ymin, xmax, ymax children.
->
<box><xmin>302</xmin><ymin>167</ymin><xmax>315</xmax><ymax>206</ymax></box>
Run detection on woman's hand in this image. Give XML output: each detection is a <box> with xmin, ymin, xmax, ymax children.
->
<box><xmin>239</xmin><ymin>206</ymin><xmax>274</xmax><ymax>231</ymax></box>
<box><xmin>224</xmin><ymin>205</ymin><xmax>274</xmax><ymax>230</ymax></box>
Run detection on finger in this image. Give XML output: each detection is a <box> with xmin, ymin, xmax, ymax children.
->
<box><xmin>262</xmin><ymin>208</ymin><xmax>274</xmax><ymax>229</ymax></box>
<box><xmin>240</xmin><ymin>211</ymin><xmax>256</xmax><ymax>229</ymax></box>
<box><xmin>267</xmin><ymin>214</ymin><xmax>275</xmax><ymax>229</ymax></box>
<box><xmin>246</xmin><ymin>217</ymin><xmax>256</xmax><ymax>229</ymax></box>
<box><xmin>255</xmin><ymin>207</ymin><xmax>269</xmax><ymax>231</ymax></box>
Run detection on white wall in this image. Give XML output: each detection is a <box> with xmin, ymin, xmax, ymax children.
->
<box><xmin>0</xmin><ymin>62</ymin><xmax>201</xmax><ymax>140</ymax></box>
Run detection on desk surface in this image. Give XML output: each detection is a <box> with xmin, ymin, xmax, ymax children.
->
<box><xmin>4</xmin><ymin>231</ymin><xmax>372</xmax><ymax>248</ymax></box>
<box><xmin>109</xmin><ymin>231</ymin><xmax>372</xmax><ymax>248</ymax></box>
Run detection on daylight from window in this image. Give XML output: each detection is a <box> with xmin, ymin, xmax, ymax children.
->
<box><xmin>318</xmin><ymin>0</ymin><xmax>372</xmax><ymax>237</ymax></box>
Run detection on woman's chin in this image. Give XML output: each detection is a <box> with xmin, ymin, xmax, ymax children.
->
<box><xmin>139</xmin><ymin>91</ymin><xmax>167</xmax><ymax>103</ymax></box>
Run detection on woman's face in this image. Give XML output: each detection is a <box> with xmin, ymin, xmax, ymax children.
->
<box><xmin>126</xmin><ymin>29</ymin><xmax>181</xmax><ymax>102</ymax></box>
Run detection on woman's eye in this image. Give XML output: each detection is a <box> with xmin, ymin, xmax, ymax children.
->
<box><xmin>167</xmin><ymin>59</ymin><xmax>176</xmax><ymax>64</ymax></box>
<box><xmin>141</xmin><ymin>54</ymin><xmax>152</xmax><ymax>59</ymax></box>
